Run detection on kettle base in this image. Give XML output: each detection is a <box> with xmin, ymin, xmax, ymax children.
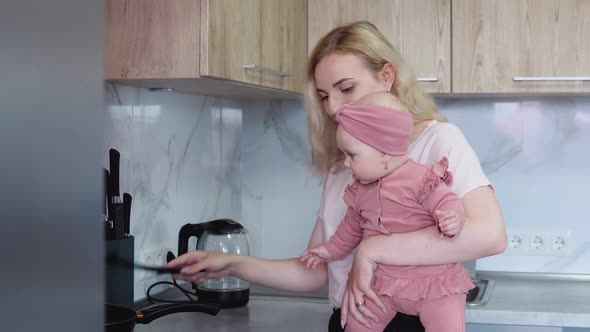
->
<box><xmin>195</xmin><ymin>288</ymin><xmax>249</xmax><ymax>308</ymax></box>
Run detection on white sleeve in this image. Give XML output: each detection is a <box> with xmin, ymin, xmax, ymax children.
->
<box><xmin>430</xmin><ymin>123</ymin><xmax>491</xmax><ymax>198</ymax></box>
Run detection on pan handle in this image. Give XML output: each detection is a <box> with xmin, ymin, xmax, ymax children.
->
<box><xmin>136</xmin><ymin>302</ymin><xmax>221</xmax><ymax>324</ymax></box>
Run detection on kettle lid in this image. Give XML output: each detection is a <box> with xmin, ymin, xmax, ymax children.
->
<box><xmin>201</xmin><ymin>219</ymin><xmax>245</xmax><ymax>234</ymax></box>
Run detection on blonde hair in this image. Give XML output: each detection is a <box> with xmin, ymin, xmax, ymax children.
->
<box><xmin>305</xmin><ymin>21</ymin><xmax>446</xmax><ymax>180</ymax></box>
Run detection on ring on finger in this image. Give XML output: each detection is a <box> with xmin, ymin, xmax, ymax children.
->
<box><xmin>355</xmin><ymin>302</ymin><xmax>365</xmax><ymax>308</ymax></box>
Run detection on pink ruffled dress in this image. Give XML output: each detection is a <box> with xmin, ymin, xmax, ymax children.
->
<box><xmin>322</xmin><ymin>157</ymin><xmax>475</xmax><ymax>301</ymax></box>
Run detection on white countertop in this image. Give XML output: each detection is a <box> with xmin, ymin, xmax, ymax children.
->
<box><xmin>466</xmin><ymin>271</ymin><xmax>590</xmax><ymax>328</ymax></box>
<box><xmin>134</xmin><ymin>296</ymin><xmax>331</xmax><ymax>332</ymax></box>
<box><xmin>133</xmin><ymin>271</ymin><xmax>590</xmax><ymax>331</ymax></box>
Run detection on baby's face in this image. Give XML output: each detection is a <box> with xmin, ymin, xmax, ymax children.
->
<box><xmin>336</xmin><ymin>126</ymin><xmax>388</xmax><ymax>184</ymax></box>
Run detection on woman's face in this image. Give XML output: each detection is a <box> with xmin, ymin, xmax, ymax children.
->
<box><xmin>314</xmin><ymin>52</ymin><xmax>391</xmax><ymax>119</ymax></box>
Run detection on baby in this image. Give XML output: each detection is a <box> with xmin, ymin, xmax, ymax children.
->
<box><xmin>300</xmin><ymin>92</ymin><xmax>474</xmax><ymax>332</ymax></box>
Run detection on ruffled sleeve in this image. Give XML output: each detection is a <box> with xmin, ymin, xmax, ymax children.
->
<box><xmin>343</xmin><ymin>180</ymin><xmax>360</xmax><ymax>211</ymax></box>
<box><xmin>418</xmin><ymin>157</ymin><xmax>454</xmax><ymax>204</ymax></box>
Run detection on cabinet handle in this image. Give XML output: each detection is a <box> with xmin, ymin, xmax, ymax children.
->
<box><xmin>416</xmin><ymin>77</ymin><xmax>439</xmax><ymax>82</ymax></box>
<box><xmin>242</xmin><ymin>64</ymin><xmax>292</xmax><ymax>77</ymax></box>
<box><xmin>513</xmin><ymin>76</ymin><xmax>590</xmax><ymax>82</ymax></box>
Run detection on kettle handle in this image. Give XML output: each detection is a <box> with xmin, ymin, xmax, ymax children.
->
<box><xmin>177</xmin><ymin>223</ymin><xmax>207</xmax><ymax>256</ymax></box>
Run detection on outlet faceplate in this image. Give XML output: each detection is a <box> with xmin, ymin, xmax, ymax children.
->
<box><xmin>505</xmin><ymin>230</ymin><xmax>572</xmax><ymax>256</ymax></box>
<box><xmin>548</xmin><ymin>233</ymin><xmax>571</xmax><ymax>255</ymax></box>
<box><xmin>507</xmin><ymin>232</ymin><xmax>526</xmax><ymax>251</ymax></box>
<box><xmin>138</xmin><ymin>248</ymin><xmax>174</xmax><ymax>280</ymax></box>
<box><xmin>528</xmin><ymin>232</ymin><xmax>547</xmax><ymax>252</ymax></box>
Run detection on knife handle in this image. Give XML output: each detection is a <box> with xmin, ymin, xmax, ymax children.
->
<box><xmin>109</xmin><ymin>149</ymin><xmax>121</xmax><ymax>199</ymax></box>
<box><xmin>113</xmin><ymin>203</ymin><xmax>125</xmax><ymax>240</ymax></box>
<box><xmin>123</xmin><ymin>193</ymin><xmax>132</xmax><ymax>235</ymax></box>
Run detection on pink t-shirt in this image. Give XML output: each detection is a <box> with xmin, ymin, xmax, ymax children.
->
<box><xmin>319</xmin><ymin>120</ymin><xmax>491</xmax><ymax>307</ymax></box>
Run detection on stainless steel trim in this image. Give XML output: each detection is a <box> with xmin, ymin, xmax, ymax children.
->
<box><xmin>242</xmin><ymin>64</ymin><xmax>291</xmax><ymax>77</ymax></box>
<box><xmin>478</xmin><ymin>271</ymin><xmax>590</xmax><ymax>282</ymax></box>
<box><xmin>513</xmin><ymin>76</ymin><xmax>590</xmax><ymax>81</ymax></box>
<box><xmin>148</xmin><ymin>88</ymin><xmax>175</xmax><ymax>92</ymax></box>
<box><xmin>249</xmin><ymin>295</ymin><xmax>330</xmax><ymax>304</ymax></box>
<box><xmin>466</xmin><ymin>278</ymin><xmax>495</xmax><ymax>307</ymax></box>
<box><xmin>417</xmin><ymin>77</ymin><xmax>439</xmax><ymax>82</ymax></box>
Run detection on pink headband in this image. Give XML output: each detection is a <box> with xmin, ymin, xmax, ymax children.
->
<box><xmin>335</xmin><ymin>104</ymin><xmax>413</xmax><ymax>156</ymax></box>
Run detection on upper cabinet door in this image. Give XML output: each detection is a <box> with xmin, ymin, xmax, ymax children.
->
<box><xmin>105</xmin><ymin>0</ymin><xmax>201</xmax><ymax>79</ymax></box>
<box><xmin>201</xmin><ymin>0</ymin><xmax>307</xmax><ymax>93</ymax></box>
<box><xmin>453</xmin><ymin>0</ymin><xmax>590</xmax><ymax>94</ymax></box>
<box><xmin>308</xmin><ymin>0</ymin><xmax>451</xmax><ymax>93</ymax></box>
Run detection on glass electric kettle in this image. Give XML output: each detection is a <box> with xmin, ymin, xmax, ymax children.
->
<box><xmin>177</xmin><ymin>219</ymin><xmax>250</xmax><ymax>308</ymax></box>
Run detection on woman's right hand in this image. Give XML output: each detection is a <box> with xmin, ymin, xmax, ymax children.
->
<box><xmin>340</xmin><ymin>241</ymin><xmax>387</xmax><ymax>329</ymax></box>
<box><xmin>165</xmin><ymin>251</ymin><xmax>235</xmax><ymax>283</ymax></box>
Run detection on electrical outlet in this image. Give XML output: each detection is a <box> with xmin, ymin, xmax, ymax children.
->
<box><xmin>138</xmin><ymin>249</ymin><xmax>156</xmax><ymax>280</ymax></box>
<box><xmin>528</xmin><ymin>232</ymin><xmax>547</xmax><ymax>252</ymax></box>
<box><xmin>548</xmin><ymin>232</ymin><xmax>572</xmax><ymax>255</ymax></box>
<box><xmin>506</xmin><ymin>231</ymin><xmax>527</xmax><ymax>252</ymax></box>
<box><xmin>156</xmin><ymin>247</ymin><xmax>174</xmax><ymax>265</ymax></box>
<box><xmin>156</xmin><ymin>252</ymin><xmax>164</xmax><ymax>266</ymax></box>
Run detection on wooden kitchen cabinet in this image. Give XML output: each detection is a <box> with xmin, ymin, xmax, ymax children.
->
<box><xmin>308</xmin><ymin>0</ymin><xmax>452</xmax><ymax>94</ymax></box>
<box><xmin>105</xmin><ymin>0</ymin><xmax>307</xmax><ymax>99</ymax></box>
<box><xmin>452</xmin><ymin>0</ymin><xmax>590</xmax><ymax>94</ymax></box>
<box><xmin>202</xmin><ymin>0</ymin><xmax>307</xmax><ymax>93</ymax></box>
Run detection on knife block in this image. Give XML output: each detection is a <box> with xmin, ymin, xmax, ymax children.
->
<box><xmin>106</xmin><ymin>235</ymin><xmax>134</xmax><ymax>308</ymax></box>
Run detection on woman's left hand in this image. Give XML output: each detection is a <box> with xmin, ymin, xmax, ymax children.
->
<box><xmin>340</xmin><ymin>241</ymin><xmax>387</xmax><ymax>329</ymax></box>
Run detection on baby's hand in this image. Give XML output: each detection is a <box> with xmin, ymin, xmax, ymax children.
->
<box><xmin>299</xmin><ymin>244</ymin><xmax>332</xmax><ymax>269</ymax></box>
<box><xmin>435</xmin><ymin>209</ymin><xmax>462</xmax><ymax>237</ymax></box>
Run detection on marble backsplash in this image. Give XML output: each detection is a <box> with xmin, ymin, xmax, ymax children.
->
<box><xmin>104</xmin><ymin>84</ymin><xmax>590</xmax><ymax>299</ymax></box>
<box><xmin>439</xmin><ymin>97</ymin><xmax>590</xmax><ymax>273</ymax></box>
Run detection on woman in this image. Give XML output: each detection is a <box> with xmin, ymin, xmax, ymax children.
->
<box><xmin>167</xmin><ymin>21</ymin><xmax>506</xmax><ymax>331</ymax></box>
